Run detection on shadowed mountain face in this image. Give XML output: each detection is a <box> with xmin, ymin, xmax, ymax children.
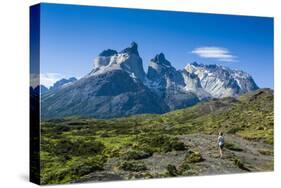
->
<box><xmin>41</xmin><ymin>69</ymin><xmax>169</xmax><ymax>119</ymax></box>
<box><xmin>147</xmin><ymin>53</ymin><xmax>199</xmax><ymax>110</ymax></box>
<box><xmin>41</xmin><ymin>42</ymin><xmax>259</xmax><ymax>119</ymax></box>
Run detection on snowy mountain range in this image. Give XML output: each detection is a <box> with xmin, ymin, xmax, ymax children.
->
<box><xmin>40</xmin><ymin>42</ymin><xmax>258</xmax><ymax>119</ymax></box>
<box><xmin>38</xmin><ymin>77</ymin><xmax>77</xmax><ymax>94</ymax></box>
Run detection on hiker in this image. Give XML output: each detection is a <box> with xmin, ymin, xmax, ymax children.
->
<box><xmin>217</xmin><ymin>132</ymin><xmax>225</xmax><ymax>158</ymax></box>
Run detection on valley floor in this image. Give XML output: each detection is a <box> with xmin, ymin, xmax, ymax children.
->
<box><xmin>40</xmin><ymin>89</ymin><xmax>273</xmax><ymax>184</ymax></box>
<box><xmin>76</xmin><ymin>133</ymin><xmax>273</xmax><ymax>182</ymax></box>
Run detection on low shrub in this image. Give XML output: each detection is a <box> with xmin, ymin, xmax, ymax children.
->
<box><xmin>184</xmin><ymin>151</ymin><xmax>204</xmax><ymax>163</ymax></box>
<box><xmin>68</xmin><ymin>121</ymin><xmax>88</xmax><ymax>125</ymax></box>
<box><xmin>224</xmin><ymin>143</ymin><xmax>243</xmax><ymax>152</ymax></box>
<box><xmin>71</xmin><ymin>156</ymin><xmax>105</xmax><ymax>176</ymax></box>
<box><xmin>227</xmin><ymin>127</ymin><xmax>242</xmax><ymax>134</ymax></box>
<box><xmin>53</xmin><ymin>138</ymin><xmax>105</xmax><ymax>156</ymax></box>
<box><xmin>123</xmin><ymin>149</ymin><xmax>152</xmax><ymax>160</ymax></box>
<box><xmin>178</xmin><ymin>162</ymin><xmax>191</xmax><ymax>174</ymax></box>
<box><xmin>169</xmin><ymin>141</ymin><xmax>186</xmax><ymax>151</ymax></box>
<box><xmin>166</xmin><ymin>164</ymin><xmax>178</xmax><ymax>176</ymax></box>
<box><xmin>137</xmin><ymin>134</ymin><xmax>186</xmax><ymax>153</ymax></box>
<box><xmin>41</xmin><ymin>155</ymin><xmax>106</xmax><ymax>184</ymax></box>
<box><xmin>119</xmin><ymin>161</ymin><xmax>147</xmax><ymax>172</ymax></box>
<box><xmin>258</xmin><ymin>149</ymin><xmax>273</xmax><ymax>156</ymax></box>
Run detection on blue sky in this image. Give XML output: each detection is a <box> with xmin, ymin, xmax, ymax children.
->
<box><xmin>39</xmin><ymin>3</ymin><xmax>274</xmax><ymax>88</ymax></box>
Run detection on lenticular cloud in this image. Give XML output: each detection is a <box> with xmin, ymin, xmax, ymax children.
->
<box><xmin>191</xmin><ymin>46</ymin><xmax>237</xmax><ymax>62</ymax></box>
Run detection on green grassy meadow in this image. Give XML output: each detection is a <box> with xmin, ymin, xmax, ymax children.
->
<box><xmin>40</xmin><ymin>89</ymin><xmax>273</xmax><ymax>184</ymax></box>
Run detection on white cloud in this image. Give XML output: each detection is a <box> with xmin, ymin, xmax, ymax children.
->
<box><xmin>191</xmin><ymin>46</ymin><xmax>237</xmax><ymax>62</ymax></box>
<box><xmin>40</xmin><ymin>73</ymin><xmax>65</xmax><ymax>88</ymax></box>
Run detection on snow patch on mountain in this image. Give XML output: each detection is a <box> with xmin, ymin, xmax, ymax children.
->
<box><xmin>49</xmin><ymin>77</ymin><xmax>77</xmax><ymax>92</ymax></box>
<box><xmin>184</xmin><ymin>62</ymin><xmax>258</xmax><ymax>98</ymax></box>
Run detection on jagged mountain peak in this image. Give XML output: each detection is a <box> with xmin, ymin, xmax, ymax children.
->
<box><xmin>42</xmin><ymin>43</ymin><xmax>260</xmax><ymax>119</ymax></box>
<box><xmin>190</xmin><ymin>61</ymin><xmax>199</xmax><ymax>66</ymax></box>
<box><xmin>151</xmin><ymin>53</ymin><xmax>171</xmax><ymax>67</ymax></box>
<box><xmin>49</xmin><ymin>77</ymin><xmax>77</xmax><ymax>92</ymax></box>
<box><xmin>186</xmin><ymin>62</ymin><xmax>243</xmax><ymax>77</ymax></box>
<box><xmin>184</xmin><ymin>61</ymin><xmax>258</xmax><ymax>98</ymax></box>
<box><xmin>187</xmin><ymin>62</ymin><xmax>220</xmax><ymax>69</ymax></box>
<box><xmin>147</xmin><ymin>53</ymin><xmax>177</xmax><ymax>81</ymax></box>
<box><xmin>99</xmin><ymin>49</ymin><xmax>118</xmax><ymax>57</ymax></box>
<box><xmin>146</xmin><ymin>53</ymin><xmax>197</xmax><ymax>110</ymax></box>
<box><xmin>91</xmin><ymin>42</ymin><xmax>145</xmax><ymax>81</ymax></box>
<box><xmin>120</xmin><ymin>41</ymin><xmax>139</xmax><ymax>55</ymax></box>
<box><xmin>185</xmin><ymin>61</ymin><xmax>252</xmax><ymax>79</ymax></box>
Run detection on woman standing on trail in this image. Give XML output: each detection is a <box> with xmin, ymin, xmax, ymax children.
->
<box><xmin>217</xmin><ymin>132</ymin><xmax>225</xmax><ymax>158</ymax></box>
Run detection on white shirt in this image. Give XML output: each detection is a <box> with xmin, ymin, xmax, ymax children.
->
<box><xmin>218</xmin><ymin>135</ymin><xmax>224</xmax><ymax>146</ymax></box>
